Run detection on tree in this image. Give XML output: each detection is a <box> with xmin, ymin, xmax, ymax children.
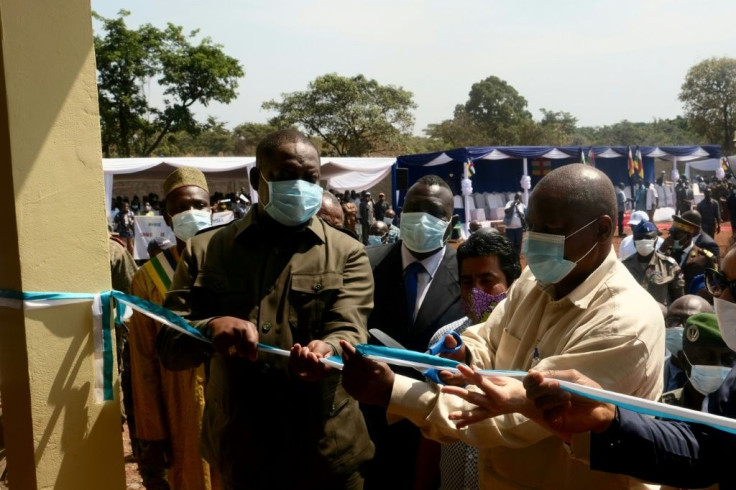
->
<box><xmin>262</xmin><ymin>73</ymin><xmax>417</xmax><ymax>156</ymax></box>
<box><xmin>463</xmin><ymin>75</ymin><xmax>532</xmax><ymax>144</ymax></box>
<box><xmin>232</xmin><ymin>122</ymin><xmax>280</xmax><ymax>155</ymax></box>
<box><xmin>680</xmin><ymin>57</ymin><xmax>736</xmax><ymax>152</ymax></box>
<box><xmin>93</xmin><ymin>10</ymin><xmax>244</xmax><ymax>157</ymax></box>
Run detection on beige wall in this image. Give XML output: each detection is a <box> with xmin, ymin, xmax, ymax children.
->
<box><xmin>0</xmin><ymin>0</ymin><xmax>125</xmax><ymax>487</ymax></box>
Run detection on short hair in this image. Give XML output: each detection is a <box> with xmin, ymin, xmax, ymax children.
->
<box><xmin>416</xmin><ymin>174</ymin><xmax>452</xmax><ymax>193</ymax></box>
<box><xmin>255</xmin><ymin>129</ymin><xmax>318</xmax><ymax>168</ymax></box>
<box><xmin>456</xmin><ymin>232</ymin><xmax>521</xmax><ymax>286</ymax></box>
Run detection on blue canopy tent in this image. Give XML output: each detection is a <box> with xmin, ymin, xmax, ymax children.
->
<box><xmin>394</xmin><ymin>145</ymin><xmax>721</xmax><ymax>225</ymax></box>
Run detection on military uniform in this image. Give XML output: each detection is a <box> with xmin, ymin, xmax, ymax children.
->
<box><xmin>622</xmin><ymin>251</ymin><xmax>684</xmax><ymax>305</ymax></box>
<box><xmin>159</xmin><ymin>209</ymin><xmax>375</xmax><ymax>489</ymax></box>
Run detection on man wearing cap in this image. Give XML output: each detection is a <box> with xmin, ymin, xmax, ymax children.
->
<box><xmin>158</xmin><ymin>130</ymin><xmax>374</xmax><ymax>489</ymax></box>
<box><xmin>661</xmin><ymin>210</ymin><xmax>719</xmax><ymax>292</ymax></box>
<box><xmin>618</xmin><ymin>210</ymin><xmax>663</xmax><ymax>260</ymax></box>
<box><xmin>662</xmin><ymin>313</ymin><xmax>736</xmax><ymax>411</ymax></box>
<box><xmin>374</xmin><ymin>192</ymin><xmax>388</xmax><ymax>222</ymax></box>
<box><xmin>128</xmin><ymin>166</ymin><xmax>214</xmax><ymax>489</ymax></box>
<box><xmin>622</xmin><ymin>221</ymin><xmax>684</xmax><ymax>306</ymax></box>
<box><xmin>663</xmin><ymin>295</ymin><xmax>714</xmax><ymax>392</ymax></box>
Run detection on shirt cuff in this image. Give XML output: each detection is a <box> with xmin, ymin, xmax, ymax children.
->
<box><xmin>387</xmin><ymin>374</ymin><xmax>438</xmax><ymax>423</ymax></box>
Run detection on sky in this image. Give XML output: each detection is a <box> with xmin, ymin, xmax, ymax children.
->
<box><xmin>91</xmin><ymin>0</ymin><xmax>736</xmax><ymax>136</ymax></box>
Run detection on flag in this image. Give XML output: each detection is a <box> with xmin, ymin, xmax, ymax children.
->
<box><xmin>465</xmin><ymin>160</ymin><xmax>475</xmax><ymax>178</ymax></box>
<box><xmin>627</xmin><ymin>147</ymin><xmax>635</xmax><ymax>178</ymax></box>
<box><xmin>635</xmin><ymin>148</ymin><xmax>644</xmax><ymax>179</ymax></box>
<box><xmin>580</xmin><ymin>148</ymin><xmax>587</xmax><ymax>165</ymax></box>
<box><xmin>588</xmin><ymin>147</ymin><xmax>596</xmax><ymax>167</ymax></box>
<box><xmin>722</xmin><ymin>156</ymin><xmax>731</xmax><ymax>174</ymax></box>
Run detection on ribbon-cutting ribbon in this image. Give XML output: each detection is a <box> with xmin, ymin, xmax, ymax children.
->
<box><xmin>5</xmin><ymin>289</ymin><xmax>736</xmax><ymax>437</ymax></box>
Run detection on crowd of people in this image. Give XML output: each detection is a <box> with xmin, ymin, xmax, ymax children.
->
<box><xmin>28</xmin><ymin>128</ymin><xmax>736</xmax><ymax>490</ymax></box>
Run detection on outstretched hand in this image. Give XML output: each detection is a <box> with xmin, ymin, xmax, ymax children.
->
<box><xmin>290</xmin><ymin>340</ymin><xmax>334</xmax><ymax>382</ymax></box>
<box><xmin>340</xmin><ymin>340</ymin><xmax>395</xmax><ymax>407</ymax></box>
<box><xmin>437</xmin><ymin>334</ymin><xmax>468</xmax><ymax>386</ymax></box>
<box><xmin>441</xmin><ymin>364</ymin><xmax>535</xmax><ymax>428</ymax></box>
<box><xmin>522</xmin><ymin>369</ymin><xmax>616</xmax><ymax>441</ymax></box>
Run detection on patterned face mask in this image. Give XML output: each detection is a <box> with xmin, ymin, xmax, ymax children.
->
<box><xmin>463</xmin><ymin>288</ymin><xmax>507</xmax><ymax>324</ymax></box>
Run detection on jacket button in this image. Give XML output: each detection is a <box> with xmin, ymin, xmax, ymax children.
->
<box><xmin>262</xmin><ymin>322</ymin><xmax>272</xmax><ymax>333</ymax></box>
<box><xmin>313</xmin><ymin>283</ymin><xmax>322</xmax><ymax>292</ymax></box>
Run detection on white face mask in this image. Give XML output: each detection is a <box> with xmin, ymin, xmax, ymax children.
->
<box><xmin>171</xmin><ymin>209</ymin><xmax>212</xmax><ymax>241</ymax></box>
<box><xmin>383</xmin><ymin>217</ymin><xmax>394</xmax><ymax>225</ymax></box>
<box><xmin>715</xmin><ymin>297</ymin><xmax>736</xmax><ymax>351</ymax></box>
<box><xmin>634</xmin><ymin>238</ymin><xmax>656</xmax><ymax>257</ymax></box>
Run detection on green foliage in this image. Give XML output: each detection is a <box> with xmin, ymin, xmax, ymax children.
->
<box><xmin>263</xmin><ymin>73</ymin><xmax>417</xmax><ymax>156</ymax></box>
<box><xmin>93</xmin><ymin>10</ymin><xmax>244</xmax><ymax>157</ymax></box>
<box><xmin>463</xmin><ymin>76</ymin><xmax>532</xmax><ymax>144</ymax></box>
<box><xmin>679</xmin><ymin>57</ymin><xmax>736</xmax><ymax>152</ymax></box>
<box><xmin>575</xmin><ymin>118</ymin><xmax>699</xmax><ymax>146</ymax></box>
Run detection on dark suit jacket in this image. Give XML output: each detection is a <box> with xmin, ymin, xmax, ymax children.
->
<box><xmin>362</xmin><ymin>241</ymin><xmax>463</xmax><ymax>489</ymax></box>
<box><xmin>366</xmin><ymin>241</ymin><xmax>463</xmax><ymax>352</ymax></box>
<box><xmin>590</xmin><ymin>367</ymin><xmax>736</xmax><ymax>488</ymax></box>
<box><xmin>695</xmin><ymin>231</ymin><xmax>720</xmax><ymax>260</ymax></box>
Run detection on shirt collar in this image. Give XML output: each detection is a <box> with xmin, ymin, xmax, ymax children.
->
<box><xmin>234</xmin><ymin>207</ymin><xmax>325</xmax><ymax>244</ymax></box>
<box><xmin>401</xmin><ymin>242</ymin><xmax>446</xmax><ymax>279</ymax></box>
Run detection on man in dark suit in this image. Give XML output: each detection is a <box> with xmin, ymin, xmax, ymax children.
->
<box><xmin>683</xmin><ymin>209</ymin><xmax>720</xmax><ymax>260</ymax></box>
<box><xmin>362</xmin><ymin>174</ymin><xmax>463</xmax><ymax>489</ymax></box>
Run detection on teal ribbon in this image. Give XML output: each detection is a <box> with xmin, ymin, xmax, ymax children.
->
<box><xmin>6</xmin><ymin>288</ymin><xmax>736</xmax><ymax>437</ymax></box>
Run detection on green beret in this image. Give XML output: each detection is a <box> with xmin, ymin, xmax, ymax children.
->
<box><xmin>163</xmin><ymin>166</ymin><xmax>209</xmax><ymax>198</ymax></box>
<box><xmin>684</xmin><ymin>313</ymin><xmax>726</xmax><ymax>348</ymax></box>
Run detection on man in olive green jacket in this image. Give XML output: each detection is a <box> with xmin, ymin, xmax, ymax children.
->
<box><xmin>158</xmin><ymin>130</ymin><xmax>375</xmax><ymax>489</ymax></box>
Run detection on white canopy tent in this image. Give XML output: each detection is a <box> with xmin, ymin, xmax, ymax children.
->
<box><xmin>103</xmin><ymin>156</ymin><xmax>396</xmax><ymax>211</ymax></box>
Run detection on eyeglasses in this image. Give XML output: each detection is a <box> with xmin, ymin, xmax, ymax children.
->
<box><xmin>705</xmin><ymin>268</ymin><xmax>736</xmax><ymax>298</ymax></box>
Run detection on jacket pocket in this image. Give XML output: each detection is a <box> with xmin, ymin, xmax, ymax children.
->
<box><xmin>192</xmin><ymin>272</ymin><xmax>248</xmax><ymax>318</ymax></box>
<box><xmin>288</xmin><ymin>272</ymin><xmax>343</xmax><ymax>341</ymax></box>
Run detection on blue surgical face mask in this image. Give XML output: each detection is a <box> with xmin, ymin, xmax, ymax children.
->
<box><xmin>688</xmin><ymin>363</ymin><xmax>732</xmax><ymax>395</ymax></box>
<box><xmin>367</xmin><ymin>235</ymin><xmax>384</xmax><ymax>246</ymax></box>
<box><xmin>522</xmin><ymin>217</ymin><xmax>599</xmax><ymax>285</ymax></box>
<box><xmin>383</xmin><ymin>217</ymin><xmax>394</xmax><ymax>225</ymax></box>
<box><xmin>171</xmin><ymin>209</ymin><xmax>212</xmax><ymax>241</ymax></box>
<box><xmin>400</xmin><ymin>212</ymin><xmax>450</xmax><ymax>253</ymax></box>
<box><xmin>262</xmin><ymin>175</ymin><xmax>323</xmax><ymax>227</ymax></box>
<box><xmin>665</xmin><ymin>327</ymin><xmax>684</xmax><ymax>355</ymax></box>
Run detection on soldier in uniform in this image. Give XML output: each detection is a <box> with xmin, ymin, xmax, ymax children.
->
<box><xmin>660</xmin><ymin>213</ymin><xmax>718</xmax><ymax>294</ymax></box>
<box><xmin>661</xmin><ymin>313</ymin><xmax>736</xmax><ymax>410</ymax></box>
<box><xmin>622</xmin><ymin>221</ymin><xmax>684</xmax><ymax>306</ymax></box>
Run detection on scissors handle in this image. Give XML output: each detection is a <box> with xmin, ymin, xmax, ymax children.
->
<box><xmin>424</xmin><ymin>331</ymin><xmax>464</xmax><ymax>385</ymax></box>
<box><xmin>427</xmin><ymin>330</ymin><xmax>463</xmax><ymax>356</ymax></box>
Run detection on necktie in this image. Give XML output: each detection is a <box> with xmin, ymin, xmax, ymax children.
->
<box><xmin>404</xmin><ymin>261</ymin><xmax>425</xmax><ymax>324</ymax></box>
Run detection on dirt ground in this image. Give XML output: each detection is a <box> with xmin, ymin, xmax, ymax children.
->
<box><xmin>122</xmin><ymin>424</ymin><xmax>144</xmax><ymax>489</ymax></box>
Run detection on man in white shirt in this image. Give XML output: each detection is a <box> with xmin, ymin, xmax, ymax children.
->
<box><xmin>645</xmin><ymin>180</ymin><xmax>658</xmax><ymax>222</ymax></box>
<box><xmin>342</xmin><ymin>164</ymin><xmax>664</xmax><ymax>489</ymax></box>
<box><xmin>503</xmin><ymin>192</ymin><xmax>526</xmax><ymax>255</ymax></box>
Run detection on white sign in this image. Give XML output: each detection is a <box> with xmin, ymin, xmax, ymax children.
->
<box><xmin>212</xmin><ymin>211</ymin><xmax>235</xmax><ymax>226</ymax></box>
<box><xmin>133</xmin><ymin>216</ymin><xmax>176</xmax><ymax>261</ymax></box>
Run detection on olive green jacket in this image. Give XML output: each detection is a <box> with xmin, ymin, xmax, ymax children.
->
<box><xmin>160</xmin><ymin>209</ymin><xmax>375</xmax><ymax>488</ymax></box>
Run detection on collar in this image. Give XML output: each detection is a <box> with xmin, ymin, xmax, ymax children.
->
<box><xmin>234</xmin><ymin>207</ymin><xmax>325</xmax><ymax>244</ymax></box>
<box><xmin>400</xmin><ymin>242</ymin><xmax>446</xmax><ymax>279</ymax></box>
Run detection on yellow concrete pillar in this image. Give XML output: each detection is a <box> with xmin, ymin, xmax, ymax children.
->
<box><xmin>0</xmin><ymin>1</ymin><xmax>125</xmax><ymax>488</ymax></box>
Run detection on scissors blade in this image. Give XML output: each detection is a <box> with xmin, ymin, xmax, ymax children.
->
<box><xmin>369</xmin><ymin>328</ymin><xmax>407</xmax><ymax>350</ymax></box>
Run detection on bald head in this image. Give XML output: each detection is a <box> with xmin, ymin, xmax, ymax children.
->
<box><xmin>317</xmin><ymin>191</ymin><xmax>344</xmax><ymax>228</ymax></box>
<box><xmin>532</xmin><ymin>164</ymin><xmax>617</xmax><ymax>226</ymax></box>
<box><xmin>667</xmin><ymin>294</ymin><xmax>713</xmax><ymax>322</ymax></box>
